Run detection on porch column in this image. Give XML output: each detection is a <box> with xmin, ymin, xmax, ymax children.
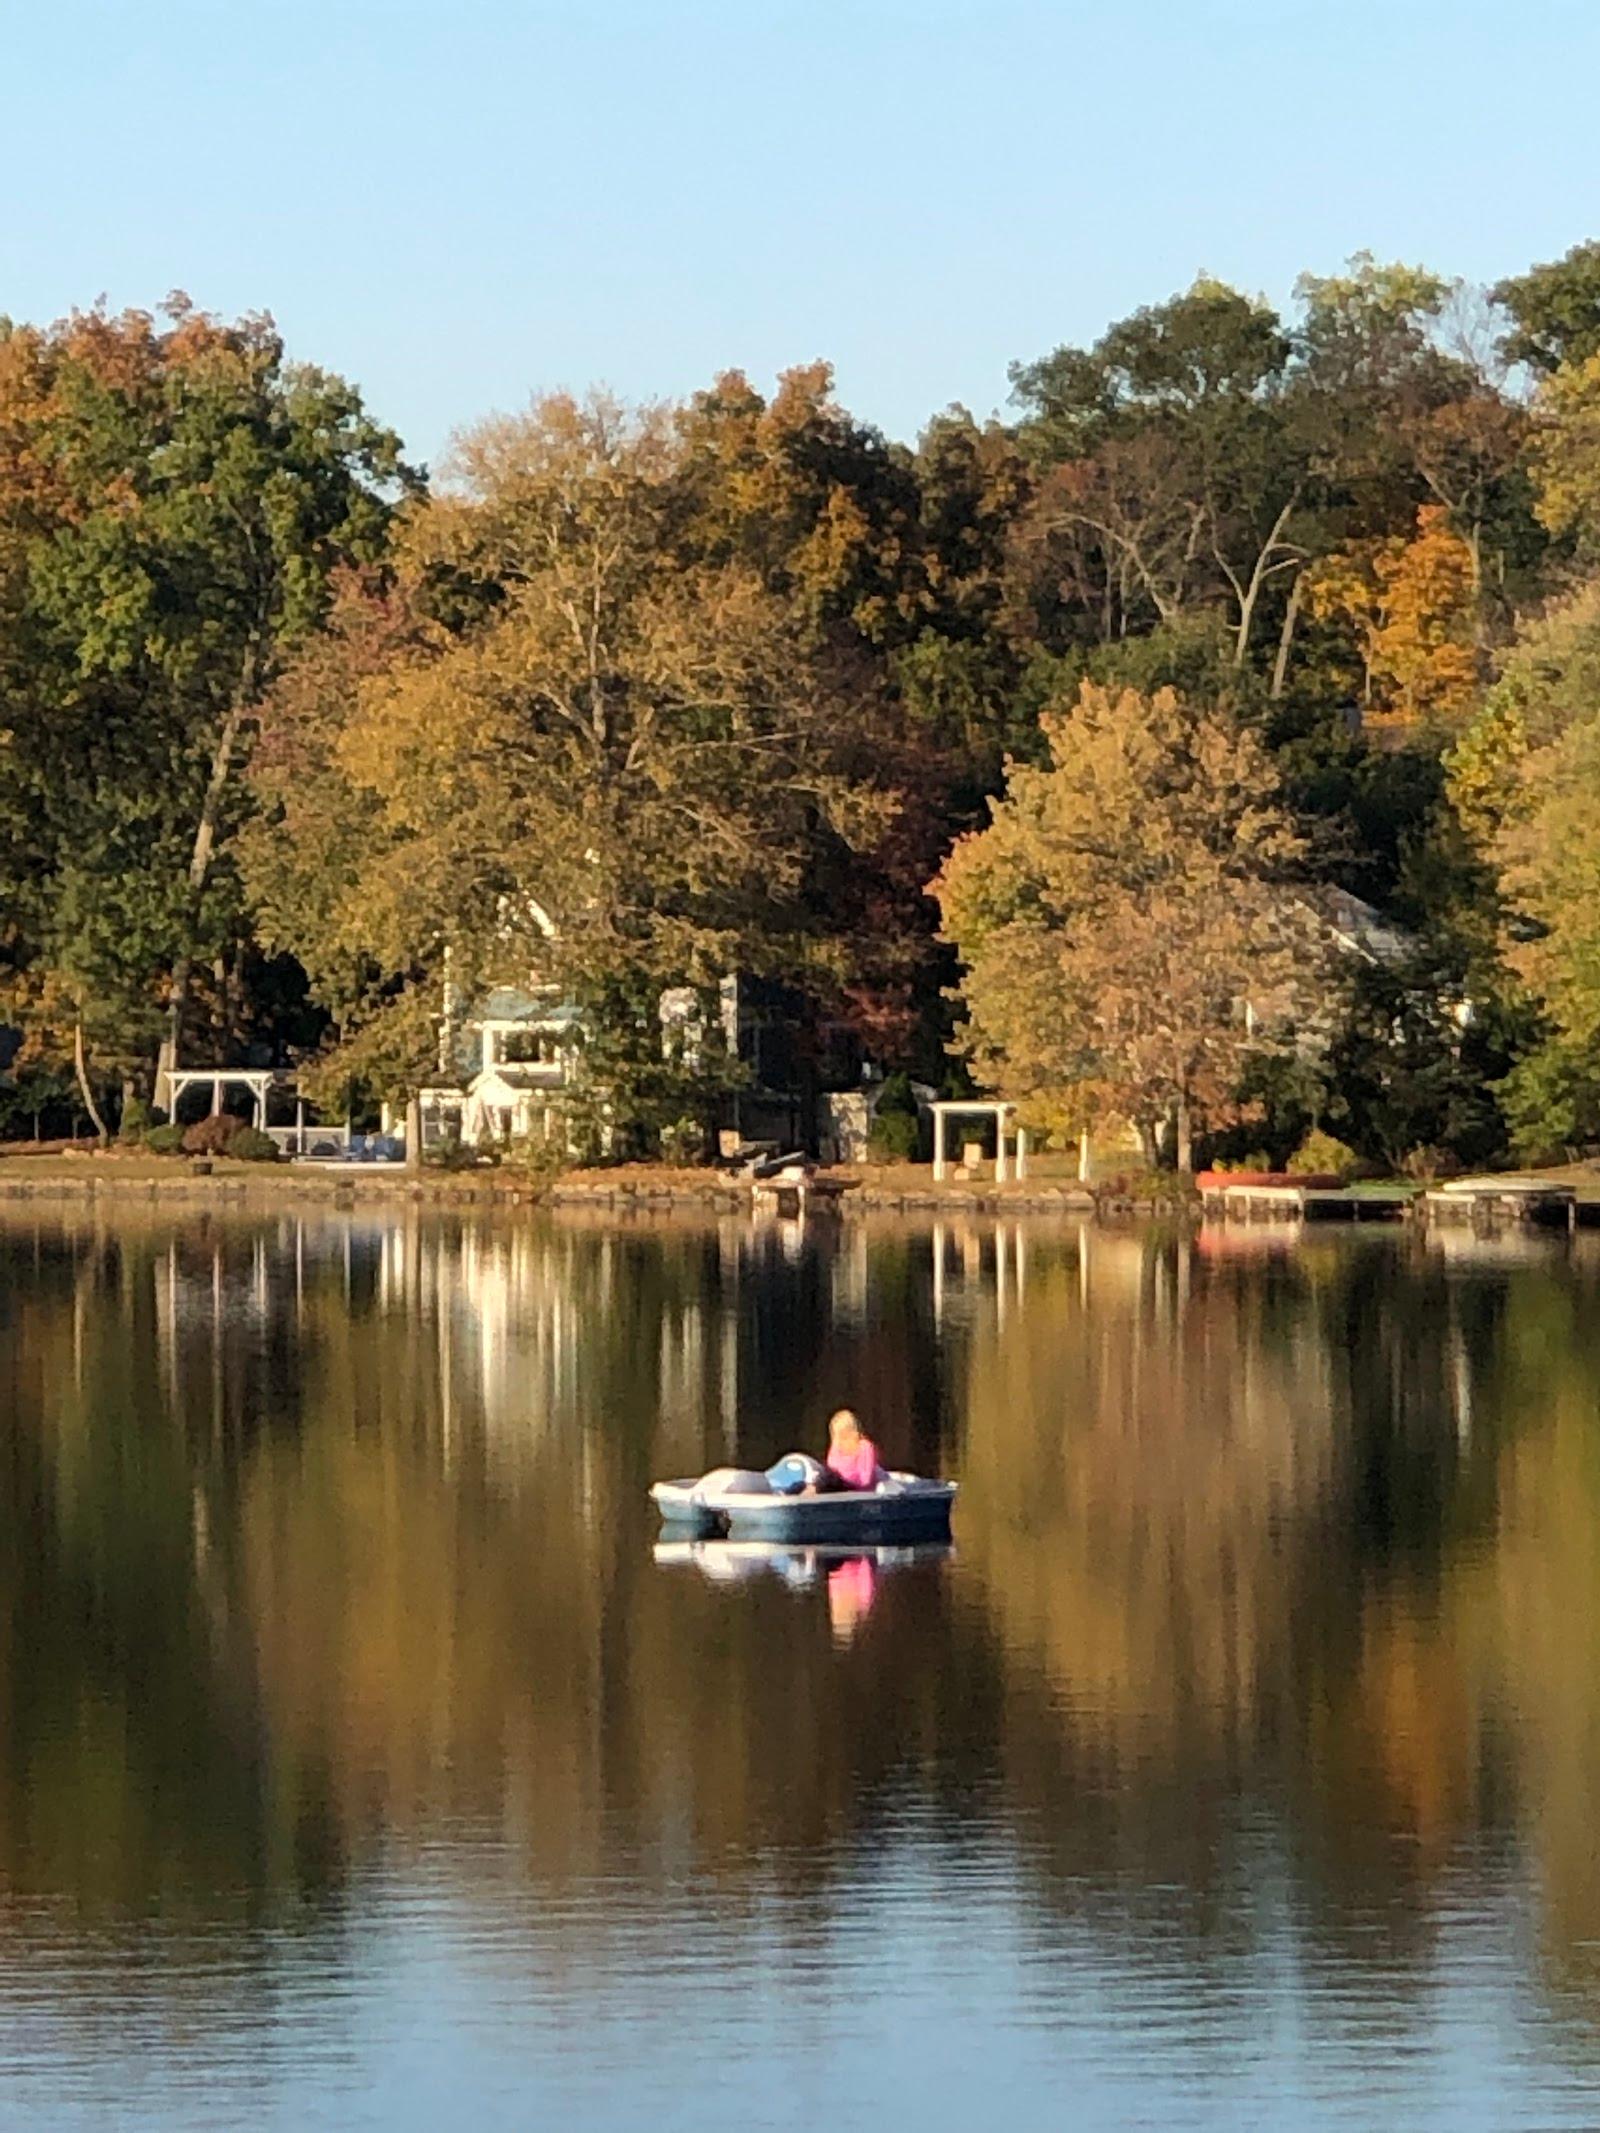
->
<box><xmin>1016</xmin><ymin>1126</ymin><xmax>1028</xmax><ymax>1181</ymax></box>
<box><xmin>995</xmin><ymin>1106</ymin><xmax>1009</xmax><ymax>1184</ymax></box>
<box><xmin>933</xmin><ymin>1106</ymin><xmax>948</xmax><ymax>1183</ymax></box>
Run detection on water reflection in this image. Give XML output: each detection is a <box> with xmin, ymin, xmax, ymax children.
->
<box><xmin>2</xmin><ymin>1204</ymin><xmax>1600</xmax><ymax>2126</ymax></box>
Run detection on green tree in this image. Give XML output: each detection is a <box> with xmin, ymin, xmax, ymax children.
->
<box><xmin>1447</xmin><ymin>582</ymin><xmax>1600</xmax><ymax>1154</ymax></box>
<box><xmin>1010</xmin><ymin>278</ymin><xmax>1306</xmax><ymax>665</ymax></box>
<box><xmin>0</xmin><ymin>300</ymin><xmax>413</xmax><ymax>1103</ymax></box>
<box><xmin>1494</xmin><ymin>240</ymin><xmax>1600</xmax><ymax>374</ymax></box>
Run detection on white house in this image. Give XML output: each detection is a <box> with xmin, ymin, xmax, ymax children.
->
<box><xmin>418</xmin><ymin>986</ymin><xmax>581</xmax><ymax>1151</ymax></box>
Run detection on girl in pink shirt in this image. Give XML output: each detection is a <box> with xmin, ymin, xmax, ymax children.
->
<box><xmin>824</xmin><ymin>1409</ymin><xmax>884</xmax><ymax>1492</ymax></box>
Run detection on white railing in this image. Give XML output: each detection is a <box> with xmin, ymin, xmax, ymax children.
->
<box><xmin>265</xmin><ymin>1123</ymin><xmax>353</xmax><ymax>1159</ymax></box>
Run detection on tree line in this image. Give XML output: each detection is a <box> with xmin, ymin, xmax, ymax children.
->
<box><xmin>6</xmin><ymin>244</ymin><xmax>1600</xmax><ymax>1168</ymax></box>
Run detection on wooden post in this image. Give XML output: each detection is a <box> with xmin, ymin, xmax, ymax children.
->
<box><xmin>1016</xmin><ymin>1126</ymin><xmax>1029</xmax><ymax>1181</ymax></box>
<box><xmin>933</xmin><ymin>1106</ymin><xmax>947</xmax><ymax>1183</ymax></box>
<box><xmin>995</xmin><ymin>1108</ymin><xmax>1009</xmax><ymax>1185</ymax></box>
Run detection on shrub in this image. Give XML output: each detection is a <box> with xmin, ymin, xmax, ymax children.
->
<box><xmin>1212</xmin><ymin>1150</ymin><xmax>1274</xmax><ymax>1175</ymax></box>
<box><xmin>425</xmin><ymin>1140</ymin><xmax>481</xmax><ymax>1171</ymax></box>
<box><xmin>182</xmin><ymin>1115</ymin><xmax>241</xmax><ymax>1156</ymax></box>
<box><xmin>227</xmin><ymin>1126</ymin><xmax>281</xmax><ymax>1163</ymax></box>
<box><xmin>143</xmin><ymin>1124</ymin><xmax>186</xmax><ymax>1156</ymax></box>
<box><xmin>179</xmin><ymin>1114</ymin><xmax>279</xmax><ymax>1158</ymax></box>
<box><xmin>870</xmin><ymin>1109</ymin><xmax>919</xmax><ymax>1161</ymax></box>
<box><xmin>1400</xmin><ymin>1144</ymin><xmax>1453</xmax><ymax>1182</ymax></box>
<box><xmin>503</xmin><ymin>1133</ymin><xmax>566</xmax><ymax>1177</ymax></box>
<box><xmin>1286</xmin><ymin>1129</ymin><xmax>1363</xmax><ymax>1181</ymax></box>
<box><xmin>1495</xmin><ymin>1038</ymin><xmax>1600</xmax><ymax>1164</ymax></box>
<box><xmin>119</xmin><ymin>1096</ymin><xmax>152</xmax><ymax>1143</ymax></box>
<box><xmin>1094</xmin><ymin>1168</ymin><xmax>1200</xmax><ymax>1209</ymax></box>
<box><xmin>659</xmin><ymin>1114</ymin><xmax>706</xmax><ymax>1165</ymax></box>
<box><xmin>869</xmin><ymin>1072</ymin><xmax>920</xmax><ymax>1161</ymax></box>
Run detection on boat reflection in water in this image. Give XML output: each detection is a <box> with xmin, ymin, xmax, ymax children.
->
<box><xmin>654</xmin><ymin>1538</ymin><xmax>955</xmax><ymax>1645</ymax></box>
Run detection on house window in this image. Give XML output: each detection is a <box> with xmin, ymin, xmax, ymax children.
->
<box><xmin>499</xmin><ymin>1029</ymin><xmax>561</xmax><ymax>1067</ymax></box>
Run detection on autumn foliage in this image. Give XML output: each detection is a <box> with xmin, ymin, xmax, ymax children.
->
<box><xmin>6</xmin><ymin>238</ymin><xmax>1600</xmax><ymax>1163</ymax></box>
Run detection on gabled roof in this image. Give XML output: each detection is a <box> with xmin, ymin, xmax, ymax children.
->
<box><xmin>1299</xmin><ymin>886</ymin><xmax>1414</xmax><ymax>968</ymax></box>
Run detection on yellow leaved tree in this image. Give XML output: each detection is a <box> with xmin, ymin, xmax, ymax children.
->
<box><xmin>1308</xmin><ymin>505</ymin><xmax>1481</xmax><ymax>733</ymax></box>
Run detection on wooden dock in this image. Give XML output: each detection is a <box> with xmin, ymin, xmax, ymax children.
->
<box><xmin>751</xmin><ymin>1169</ymin><xmax>854</xmax><ymax>1218</ymax></box>
<box><xmin>1421</xmin><ymin>1178</ymin><xmax>1580</xmax><ymax>1232</ymax></box>
<box><xmin>1201</xmin><ymin>1182</ymin><xmax>1413</xmax><ymax>1224</ymax></box>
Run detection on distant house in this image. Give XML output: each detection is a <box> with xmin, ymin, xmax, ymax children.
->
<box><xmin>1239</xmin><ymin>886</ymin><xmax>1469</xmax><ymax>1047</ymax></box>
<box><xmin>418</xmin><ymin>986</ymin><xmax>580</xmax><ymax>1150</ymax></box>
<box><xmin>418</xmin><ymin>970</ymin><xmax>841</xmax><ymax>1155</ymax></box>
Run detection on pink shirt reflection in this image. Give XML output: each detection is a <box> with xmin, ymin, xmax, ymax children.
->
<box><xmin>826</xmin><ymin>1437</ymin><xmax>883</xmax><ymax>1491</ymax></box>
<box><xmin>827</xmin><ymin>1554</ymin><xmax>878</xmax><ymax>1644</ymax></box>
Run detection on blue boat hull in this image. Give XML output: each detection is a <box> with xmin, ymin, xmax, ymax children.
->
<box><xmin>650</xmin><ymin>1476</ymin><xmax>956</xmax><ymax>1544</ymax></box>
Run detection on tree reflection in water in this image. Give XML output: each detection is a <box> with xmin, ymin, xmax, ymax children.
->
<box><xmin>1</xmin><ymin>1204</ymin><xmax>1600</xmax><ymax>2082</ymax></box>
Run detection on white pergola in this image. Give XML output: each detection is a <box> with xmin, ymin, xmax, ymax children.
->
<box><xmin>931</xmin><ymin>1099</ymin><xmax>1028</xmax><ymax>1183</ymax></box>
<box><xmin>167</xmin><ymin>1069</ymin><xmax>281</xmax><ymax>1129</ymax></box>
<box><xmin>166</xmin><ymin>1069</ymin><xmax>327</xmax><ymax>1152</ymax></box>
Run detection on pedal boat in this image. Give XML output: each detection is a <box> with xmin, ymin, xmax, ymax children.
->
<box><xmin>649</xmin><ymin>1470</ymin><xmax>956</xmax><ymax>1543</ymax></box>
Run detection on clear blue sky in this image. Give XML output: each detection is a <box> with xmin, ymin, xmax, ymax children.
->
<box><xmin>3</xmin><ymin>0</ymin><xmax>1596</xmax><ymax>469</ymax></box>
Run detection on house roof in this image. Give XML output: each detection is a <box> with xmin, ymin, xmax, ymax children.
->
<box><xmin>1299</xmin><ymin>886</ymin><xmax>1414</xmax><ymax>967</ymax></box>
<box><xmin>475</xmin><ymin>985</ymin><xmax>581</xmax><ymax>1026</ymax></box>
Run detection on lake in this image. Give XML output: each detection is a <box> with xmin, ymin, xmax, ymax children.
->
<box><xmin>2</xmin><ymin>1203</ymin><xmax>1599</xmax><ymax>2129</ymax></box>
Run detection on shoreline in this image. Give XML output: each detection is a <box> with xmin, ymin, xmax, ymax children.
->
<box><xmin>8</xmin><ymin>1152</ymin><xmax>1593</xmax><ymax>1222</ymax></box>
<box><xmin>0</xmin><ymin>1152</ymin><xmax>1107</xmax><ymax>1217</ymax></box>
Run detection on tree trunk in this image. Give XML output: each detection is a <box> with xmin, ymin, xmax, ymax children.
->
<box><xmin>1174</xmin><ymin>1092</ymin><xmax>1193</xmax><ymax>1176</ymax></box>
<box><xmin>1136</xmin><ymin>1117</ymin><xmax>1159</xmax><ymax>1168</ymax></box>
<box><xmin>154</xmin><ymin>957</ymin><xmax>190</xmax><ymax>1116</ymax></box>
<box><xmin>1237</xmin><ymin>499</ymin><xmax>1297</xmax><ymax>665</ymax></box>
<box><xmin>155</xmin><ymin>684</ymin><xmax>256</xmax><ymax>1109</ymax></box>
<box><xmin>73</xmin><ymin>1021</ymin><xmax>110</xmax><ymax>1144</ymax></box>
<box><xmin>1270</xmin><ymin>570</ymin><xmax>1306</xmax><ymax>700</ymax></box>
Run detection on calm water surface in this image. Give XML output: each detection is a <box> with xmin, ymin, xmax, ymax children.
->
<box><xmin>2</xmin><ymin>1205</ymin><xmax>1600</xmax><ymax>2129</ymax></box>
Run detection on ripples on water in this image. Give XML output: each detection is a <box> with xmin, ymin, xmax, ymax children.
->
<box><xmin>2</xmin><ymin>1207</ymin><xmax>1600</xmax><ymax>2128</ymax></box>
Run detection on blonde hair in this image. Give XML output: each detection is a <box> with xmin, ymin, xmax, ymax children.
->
<box><xmin>828</xmin><ymin>1408</ymin><xmax>861</xmax><ymax>1443</ymax></box>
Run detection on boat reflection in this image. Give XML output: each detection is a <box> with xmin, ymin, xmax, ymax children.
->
<box><xmin>654</xmin><ymin>1537</ymin><xmax>955</xmax><ymax>1644</ymax></box>
<box><xmin>652</xmin><ymin>1538</ymin><xmax>955</xmax><ymax>1582</ymax></box>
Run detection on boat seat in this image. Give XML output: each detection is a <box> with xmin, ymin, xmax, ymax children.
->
<box><xmin>692</xmin><ymin>1467</ymin><xmax>772</xmax><ymax>1499</ymax></box>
